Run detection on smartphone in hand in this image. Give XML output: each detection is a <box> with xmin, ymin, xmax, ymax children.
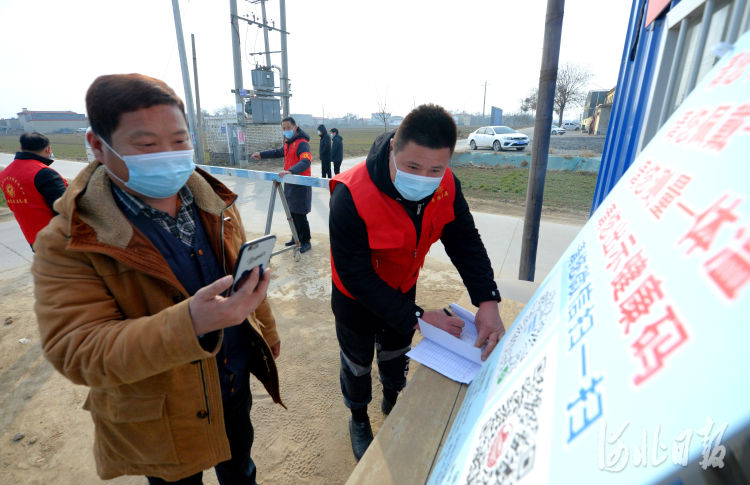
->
<box><xmin>231</xmin><ymin>235</ymin><xmax>276</xmax><ymax>294</ymax></box>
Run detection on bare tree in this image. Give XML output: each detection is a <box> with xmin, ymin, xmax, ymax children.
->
<box><xmin>553</xmin><ymin>63</ymin><xmax>593</xmax><ymax>126</ymax></box>
<box><xmin>373</xmin><ymin>97</ymin><xmax>391</xmax><ymax>133</ymax></box>
<box><xmin>520</xmin><ymin>88</ymin><xmax>538</xmax><ymax>113</ymax></box>
<box><xmin>213</xmin><ymin>105</ymin><xmax>236</xmax><ymax>117</ymax></box>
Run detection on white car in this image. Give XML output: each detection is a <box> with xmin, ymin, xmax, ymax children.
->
<box><xmin>468</xmin><ymin>126</ymin><xmax>529</xmax><ymax>151</ymax></box>
<box><xmin>551</xmin><ymin>125</ymin><xmax>566</xmax><ymax>135</ymax></box>
<box><xmin>561</xmin><ymin>121</ymin><xmax>580</xmax><ymax>131</ymax></box>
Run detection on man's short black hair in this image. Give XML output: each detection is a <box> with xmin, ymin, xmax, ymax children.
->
<box><xmin>20</xmin><ymin>132</ymin><xmax>50</xmax><ymax>152</ymax></box>
<box><xmin>282</xmin><ymin>116</ymin><xmax>296</xmax><ymax>126</ymax></box>
<box><xmin>393</xmin><ymin>104</ymin><xmax>457</xmax><ymax>154</ymax></box>
<box><xmin>331</xmin><ymin>128</ymin><xmax>339</xmax><ymax>134</ymax></box>
<box><xmin>86</xmin><ymin>73</ymin><xmax>186</xmax><ymax>144</ymax></box>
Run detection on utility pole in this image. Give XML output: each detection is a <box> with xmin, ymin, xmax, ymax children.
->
<box><xmin>171</xmin><ymin>0</ymin><xmax>202</xmax><ymax>162</ymax></box>
<box><xmin>259</xmin><ymin>0</ymin><xmax>272</xmax><ymax>68</ymax></box>
<box><xmin>191</xmin><ymin>34</ymin><xmax>205</xmax><ymax>164</ymax></box>
<box><xmin>229</xmin><ymin>0</ymin><xmax>248</xmax><ymax>167</ymax></box>
<box><xmin>519</xmin><ymin>0</ymin><xmax>564</xmax><ymax>282</ymax></box>
<box><xmin>279</xmin><ymin>0</ymin><xmax>290</xmax><ymax>117</ymax></box>
<box><xmin>482</xmin><ymin>81</ymin><xmax>487</xmax><ymax>118</ymax></box>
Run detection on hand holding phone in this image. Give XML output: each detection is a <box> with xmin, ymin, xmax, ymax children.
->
<box><xmin>232</xmin><ymin>235</ymin><xmax>276</xmax><ymax>294</ymax></box>
<box><xmin>188</xmin><ymin>235</ymin><xmax>276</xmax><ymax>336</ymax></box>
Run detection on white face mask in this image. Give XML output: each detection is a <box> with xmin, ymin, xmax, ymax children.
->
<box><xmin>99</xmin><ymin>137</ymin><xmax>195</xmax><ymax>199</ymax></box>
<box><xmin>390</xmin><ymin>153</ymin><xmax>444</xmax><ymax>201</ymax></box>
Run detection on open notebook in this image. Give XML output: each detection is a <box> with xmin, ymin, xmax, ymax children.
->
<box><xmin>406</xmin><ymin>303</ymin><xmax>484</xmax><ymax>384</ymax></box>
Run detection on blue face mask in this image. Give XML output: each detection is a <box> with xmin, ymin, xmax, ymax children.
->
<box><xmin>391</xmin><ymin>153</ymin><xmax>444</xmax><ymax>201</ymax></box>
<box><xmin>283</xmin><ymin>129</ymin><xmax>294</xmax><ymax>139</ymax></box>
<box><xmin>99</xmin><ymin>137</ymin><xmax>195</xmax><ymax>199</ymax></box>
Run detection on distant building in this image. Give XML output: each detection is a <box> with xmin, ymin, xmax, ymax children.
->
<box><xmin>593</xmin><ymin>87</ymin><xmax>616</xmax><ymax>135</ymax></box>
<box><xmin>582</xmin><ymin>90</ymin><xmax>609</xmax><ymax>119</ymax></box>
<box><xmin>289</xmin><ymin>113</ymin><xmax>314</xmax><ymax>128</ymax></box>
<box><xmin>0</xmin><ymin>118</ymin><xmax>22</xmax><ymax>134</ymax></box>
<box><xmin>17</xmin><ymin>109</ymin><xmax>87</xmax><ymax>133</ymax></box>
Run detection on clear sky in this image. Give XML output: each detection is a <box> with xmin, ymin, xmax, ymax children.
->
<box><xmin>0</xmin><ymin>0</ymin><xmax>633</xmax><ymax>121</ymax></box>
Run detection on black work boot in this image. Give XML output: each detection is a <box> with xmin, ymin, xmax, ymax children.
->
<box><xmin>284</xmin><ymin>239</ymin><xmax>296</xmax><ymax>247</ymax></box>
<box><xmin>381</xmin><ymin>388</ymin><xmax>398</xmax><ymax>416</ymax></box>
<box><xmin>349</xmin><ymin>417</ymin><xmax>373</xmax><ymax>461</ymax></box>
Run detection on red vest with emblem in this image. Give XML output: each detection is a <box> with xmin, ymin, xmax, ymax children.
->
<box><xmin>329</xmin><ymin>161</ymin><xmax>456</xmax><ymax>298</ymax></box>
<box><xmin>284</xmin><ymin>138</ymin><xmax>312</xmax><ymax>175</ymax></box>
<box><xmin>0</xmin><ymin>158</ymin><xmax>67</xmax><ymax>244</ymax></box>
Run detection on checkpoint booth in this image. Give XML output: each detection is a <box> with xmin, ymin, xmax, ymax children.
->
<box><xmin>348</xmin><ymin>31</ymin><xmax>750</xmax><ymax>485</ymax></box>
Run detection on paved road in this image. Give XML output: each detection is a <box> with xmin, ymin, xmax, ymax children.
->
<box><xmin>455</xmin><ymin>127</ymin><xmax>605</xmax><ymax>154</ymax></box>
<box><xmin>0</xmin><ymin>153</ymin><xmax>585</xmax><ymax>302</ymax></box>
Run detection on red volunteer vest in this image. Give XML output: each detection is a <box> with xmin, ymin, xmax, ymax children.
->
<box><xmin>329</xmin><ymin>161</ymin><xmax>456</xmax><ymax>298</ymax></box>
<box><xmin>284</xmin><ymin>138</ymin><xmax>312</xmax><ymax>175</ymax></box>
<box><xmin>0</xmin><ymin>158</ymin><xmax>66</xmax><ymax>244</ymax></box>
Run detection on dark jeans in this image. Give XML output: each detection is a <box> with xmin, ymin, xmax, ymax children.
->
<box><xmin>291</xmin><ymin>212</ymin><xmax>311</xmax><ymax>244</ymax></box>
<box><xmin>332</xmin><ymin>287</ymin><xmax>415</xmax><ymax>410</ymax></box>
<box><xmin>147</xmin><ymin>387</ymin><xmax>257</xmax><ymax>485</ymax></box>
<box><xmin>321</xmin><ymin>160</ymin><xmax>332</xmax><ymax>178</ymax></box>
<box><xmin>333</xmin><ymin>161</ymin><xmax>342</xmax><ymax>175</ymax></box>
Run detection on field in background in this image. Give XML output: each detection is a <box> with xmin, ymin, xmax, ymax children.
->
<box><xmin>451</xmin><ymin>165</ymin><xmax>596</xmax><ymax>219</ymax></box>
<box><xmin>0</xmin><ymin>133</ymin><xmax>89</xmax><ymax>161</ymax></box>
<box><xmin>0</xmin><ymin>125</ymin><xmax>515</xmax><ymax>162</ymax></box>
<box><xmin>0</xmin><ymin>129</ymin><xmax>597</xmax><ymax>217</ymax></box>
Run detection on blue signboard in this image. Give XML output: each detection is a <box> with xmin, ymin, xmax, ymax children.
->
<box><xmin>491</xmin><ymin>106</ymin><xmax>503</xmax><ymax>126</ymax></box>
<box><xmin>429</xmin><ymin>31</ymin><xmax>750</xmax><ymax>484</ymax></box>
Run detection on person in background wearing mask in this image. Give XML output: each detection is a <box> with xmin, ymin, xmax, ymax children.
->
<box><xmin>251</xmin><ymin>117</ymin><xmax>313</xmax><ymax>253</ymax></box>
<box><xmin>330</xmin><ymin>128</ymin><xmax>344</xmax><ymax>175</ymax></box>
<box><xmin>318</xmin><ymin>124</ymin><xmax>332</xmax><ymax>178</ymax></box>
<box><xmin>0</xmin><ymin>132</ymin><xmax>67</xmax><ymax>248</ymax></box>
<box><xmin>328</xmin><ymin>104</ymin><xmax>504</xmax><ymax>460</ymax></box>
<box><xmin>32</xmin><ymin>73</ymin><xmax>283</xmax><ymax>484</ymax></box>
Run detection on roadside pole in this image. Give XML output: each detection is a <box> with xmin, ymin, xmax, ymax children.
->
<box><xmin>519</xmin><ymin>0</ymin><xmax>565</xmax><ymax>281</ymax></box>
<box><xmin>171</xmin><ymin>0</ymin><xmax>202</xmax><ymax>163</ymax></box>
<box><xmin>191</xmin><ymin>34</ymin><xmax>205</xmax><ymax>164</ymax></box>
<box><xmin>230</xmin><ymin>0</ymin><xmax>248</xmax><ymax>168</ymax></box>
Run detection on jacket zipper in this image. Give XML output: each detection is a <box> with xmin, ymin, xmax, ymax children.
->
<box><xmin>417</xmin><ymin>203</ymin><xmax>423</xmax><ymax>215</ymax></box>
<box><xmin>198</xmin><ymin>361</ymin><xmax>212</xmax><ymax>423</ymax></box>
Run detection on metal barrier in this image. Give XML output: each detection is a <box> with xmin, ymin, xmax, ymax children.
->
<box><xmin>197</xmin><ymin>164</ymin><xmax>329</xmax><ymax>260</ymax></box>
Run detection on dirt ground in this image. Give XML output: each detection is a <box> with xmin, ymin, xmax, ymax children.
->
<box><xmin>0</xmin><ymin>226</ymin><xmax>510</xmax><ymax>485</ymax></box>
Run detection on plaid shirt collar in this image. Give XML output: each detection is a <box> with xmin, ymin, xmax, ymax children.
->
<box><xmin>112</xmin><ymin>183</ymin><xmax>196</xmax><ymax>246</ymax></box>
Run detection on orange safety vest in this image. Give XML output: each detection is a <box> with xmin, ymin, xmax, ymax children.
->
<box><xmin>284</xmin><ymin>138</ymin><xmax>312</xmax><ymax>175</ymax></box>
<box><xmin>329</xmin><ymin>161</ymin><xmax>455</xmax><ymax>298</ymax></box>
<box><xmin>0</xmin><ymin>158</ymin><xmax>66</xmax><ymax>244</ymax></box>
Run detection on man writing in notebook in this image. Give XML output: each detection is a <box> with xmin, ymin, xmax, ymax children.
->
<box><xmin>328</xmin><ymin>104</ymin><xmax>505</xmax><ymax>460</ymax></box>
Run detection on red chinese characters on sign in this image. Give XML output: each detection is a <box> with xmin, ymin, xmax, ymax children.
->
<box><xmin>703</xmin><ymin>226</ymin><xmax>750</xmax><ymax>299</ymax></box>
<box><xmin>627</xmin><ymin>160</ymin><xmax>692</xmax><ymax>220</ymax></box>
<box><xmin>708</xmin><ymin>51</ymin><xmax>750</xmax><ymax>88</ymax></box>
<box><xmin>618</xmin><ymin>275</ymin><xmax>664</xmax><ymax>335</ymax></box>
<box><xmin>678</xmin><ymin>195</ymin><xmax>742</xmax><ymax>255</ymax></box>
<box><xmin>598</xmin><ymin>204</ymin><xmax>638</xmax><ymax>273</ymax></box>
<box><xmin>597</xmin><ymin>203</ymin><xmax>689</xmax><ymax>386</ymax></box>
<box><xmin>665</xmin><ymin>103</ymin><xmax>750</xmax><ymax>152</ymax></box>
<box><xmin>677</xmin><ymin>194</ymin><xmax>749</xmax><ymax>300</ymax></box>
<box><xmin>631</xmin><ymin>305</ymin><xmax>689</xmax><ymax>386</ymax></box>
<box><xmin>611</xmin><ymin>250</ymin><xmax>648</xmax><ymax>301</ymax></box>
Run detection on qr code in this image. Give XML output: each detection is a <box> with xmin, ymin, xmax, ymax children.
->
<box><xmin>465</xmin><ymin>357</ymin><xmax>547</xmax><ymax>485</ymax></box>
<box><xmin>495</xmin><ymin>290</ymin><xmax>555</xmax><ymax>378</ymax></box>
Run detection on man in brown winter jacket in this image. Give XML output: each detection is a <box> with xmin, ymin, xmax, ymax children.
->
<box><xmin>32</xmin><ymin>73</ymin><xmax>283</xmax><ymax>484</ymax></box>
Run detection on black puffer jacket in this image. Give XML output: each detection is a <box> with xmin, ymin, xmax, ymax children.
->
<box><xmin>329</xmin><ymin>131</ymin><xmax>500</xmax><ymax>334</ymax></box>
<box><xmin>318</xmin><ymin>124</ymin><xmax>331</xmax><ymax>162</ymax></box>
<box><xmin>331</xmin><ymin>133</ymin><xmax>343</xmax><ymax>163</ymax></box>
